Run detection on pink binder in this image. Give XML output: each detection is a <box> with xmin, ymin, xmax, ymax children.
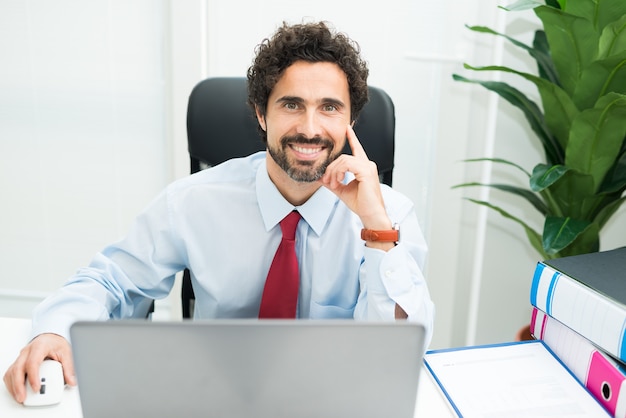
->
<box><xmin>531</xmin><ymin>307</ymin><xmax>626</xmax><ymax>418</ymax></box>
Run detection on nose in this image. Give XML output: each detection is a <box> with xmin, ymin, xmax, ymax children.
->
<box><xmin>295</xmin><ymin>110</ymin><xmax>323</xmax><ymax>138</ymax></box>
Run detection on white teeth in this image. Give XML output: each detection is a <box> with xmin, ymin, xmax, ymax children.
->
<box><xmin>292</xmin><ymin>145</ymin><xmax>321</xmax><ymax>154</ymax></box>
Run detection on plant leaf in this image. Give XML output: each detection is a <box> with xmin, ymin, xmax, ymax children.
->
<box><xmin>573</xmin><ymin>50</ymin><xmax>626</xmax><ymax>110</ymax></box>
<box><xmin>548</xmin><ymin>0</ymin><xmax>562</xmax><ymax>9</ymax></box>
<box><xmin>460</xmin><ymin>157</ymin><xmax>532</xmax><ymax>177</ymax></box>
<box><xmin>535</xmin><ymin>6</ymin><xmax>599</xmax><ymax>96</ymax></box>
<box><xmin>453</xmin><ymin>72</ymin><xmax>565</xmax><ymax>164</ymax></box>
<box><xmin>462</xmin><ymin>64</ymin><xmax>577</xmax><ymax>155</ymax></box>
<box><xmin>552</xmin><ymin>221</ymin><xmax>600</xmax><ymax>258</ymax></box>
<box><xmin>593</xmin><ymin>194</ymin><xmax>626</xmax><ymax>228</ymax></box>
<box><xmin>561</xmin><ymin>0</ymin><xmax>626</xmax><ymax>33</ymax></box>
<box><xmin>542</xmin><ymin>216</ymin><xmax>593</xmax><ymax>254</ymax></box>
<box><xmin>466</xmin><ymin>26</ymin><xmax>560</xmax><ymax>85</ymax></box>
<box><xmin>500</xmin><ymin>0</ymin><xmax>543</xmax><ymax>12</ymax></box>
<box><xmin>598</xmin><ymin>14</ymin><xmax>626</xmax><ymax>59</ymax></box>
<box><xmin>534</xmin><ymin>165</ymin><xmax>597</xmax><ymax>219</ymax></box>
<box><xmin>453</xmin><ymin>182</ymin><xmax>548</xmax><ymax>215</ymax></box>
<box><xmin>465</xmin><ymin>198</ymin><xmax>547</xmax><ymax>258</ymax></box>
<box><xmin>566</xmin><ymin>92</ymin><xmax>626</xmax><ymax>190</ymax></box>
<box><xmin>529</xmin><ymin>163</ymin><xmax>570</xmax><ymax>192</ymax></box>
<box><xmin>532</xmin><ymin>30</ymin><xmax>561</xmax><ymax>85</ymax></box>
<box><xmin>599</xmin><ymin>142</ymin><xmax>626</xmax><ymax>193</ymax></box>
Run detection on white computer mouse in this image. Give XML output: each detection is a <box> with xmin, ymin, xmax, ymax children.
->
<box><xmin>23</xmin><ymin>359</ymin><xmax>65</xmax><ymax>407</ymax></box>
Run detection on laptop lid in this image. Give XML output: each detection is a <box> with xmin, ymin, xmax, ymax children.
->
<box><xmin>70</xmin><ymin>320</ymin><xmax>426</xmax><ymax>418</ymax></box>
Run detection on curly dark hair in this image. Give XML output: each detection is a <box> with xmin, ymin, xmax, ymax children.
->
<box><xmin>247</xmin><ymin>21</ymin><xmax>369</xmax><ymax>142</ymax></box>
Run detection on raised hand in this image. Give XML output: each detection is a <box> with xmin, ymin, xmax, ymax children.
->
<box><xmin>320</xmin><ymin>124</ymin><xmax>393</xmax><ymax>232</ymax></box>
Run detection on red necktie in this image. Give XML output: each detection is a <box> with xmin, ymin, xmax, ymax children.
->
<box><xmin>259</xmin><ymin>211</ymin><xmax>301</xmax><ymax>318</ymax></box>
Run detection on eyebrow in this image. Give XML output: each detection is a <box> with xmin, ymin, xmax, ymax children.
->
<box><xmin>276</xmin><ymin>96</ymin><xmax>305</xmax><ymax>105</ymax></box>
<box><xmin>276</xmin><ymin>96</ymin><xmax>346</xmax><ymax>108</ymax></box>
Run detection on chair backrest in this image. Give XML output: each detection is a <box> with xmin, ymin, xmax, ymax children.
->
<box><xmin>186</xmin><ymin>77</ymin><xmax>395</xmax><ymax>185</ymax></box>
<box><xmin>179</xmin><ymin>77</ymin><xmax>396</xmax><ymax>318</ymax></box>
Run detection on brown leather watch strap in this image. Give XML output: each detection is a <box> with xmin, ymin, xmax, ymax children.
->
<box><xmin>361</xmin><ymin>228</ymin><xmax>399</xmax><ymax>242</ymax></box>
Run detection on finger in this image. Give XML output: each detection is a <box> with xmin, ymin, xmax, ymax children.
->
<box><xmin>325</xmin><ymin>155</ymin><xmax>350</xmax><ymax>187</ymax></box>
<box><xmin>346</xmin><ymin>124</ymin><xmax>367</xmax><ymax>159</ymax></box>
<box><xmin>60</xmin><ymin>353</ymin><xmax>76</xmax><ymax>386</ymax></box>
<box><xmin>24</xmin><ymin>354</ymin><xmax>44</xmax><ymax>396</ymax></box>
<box><xmin>3</xmin><ymin>365</ymin><xmax>17</xmax><ymax>401</ymax></box>
<box><xmin>5</xmin><ymin>354</ymin><xmax>29</xmax><ymax>403</ymax></box>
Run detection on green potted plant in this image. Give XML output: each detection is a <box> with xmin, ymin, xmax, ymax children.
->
<box><xmin>453</xmin><ymin>0</ymin><xmax>626</xmax><ymax>261</ymax></box>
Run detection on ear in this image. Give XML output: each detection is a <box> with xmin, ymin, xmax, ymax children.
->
<box><xmin>255</xmin><ymin>105</ymin><xmax>267</xmax><ymax>131</ymax></box>
<box><xmin>350</xmin><ymin>120</ymin><xmax>356</xmax><ymax>128</ymax></box>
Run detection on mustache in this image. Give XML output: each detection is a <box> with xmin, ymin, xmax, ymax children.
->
<box><xmin>280</xmin><ymin>134</ymin><xmax>334</xmax><ymax>149</ymax></box>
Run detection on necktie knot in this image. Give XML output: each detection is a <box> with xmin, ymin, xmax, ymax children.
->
<box><xmin>280</xmin><ymin>211</ymin><xmax>301</xmax><ymax>241</ymax></box>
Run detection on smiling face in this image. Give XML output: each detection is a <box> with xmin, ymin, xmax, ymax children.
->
<box><xmin>256</xmin><ymin>61</ymin><xmax>351</xmax><ymax>183</ymax></box>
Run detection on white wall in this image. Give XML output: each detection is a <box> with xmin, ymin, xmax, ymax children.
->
<box><xmin>0</xmin><ymin>0</ymin><xmax>172</xmax><ymax>316</ymax></box>
<box><xmin>2</xmin><ymin>0</ymin><xmax>624</xmax><ymax>349</ymax></box>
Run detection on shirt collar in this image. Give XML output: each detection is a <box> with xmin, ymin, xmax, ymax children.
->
<box><xmin>256</xmin><ymin>158</ymin><xmax>337</xmax><ymax>236</ymax></box>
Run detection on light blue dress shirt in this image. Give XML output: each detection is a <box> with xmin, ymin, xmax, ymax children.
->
<box><xmin>32</xmin><ymin>152</ymin><xmax>434</xmax><ymax>344</ymax></box>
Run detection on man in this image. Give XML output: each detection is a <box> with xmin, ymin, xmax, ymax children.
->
<box><xmin>4</xmin><ymin>21</ymin><xmax>434</xmax><ymax>403</ymax></box>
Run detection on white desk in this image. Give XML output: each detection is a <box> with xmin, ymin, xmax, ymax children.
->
<box><xmin>0</xmin><ymin>317</ymin><xmax>455</xmax><ymax>417</ymax></box>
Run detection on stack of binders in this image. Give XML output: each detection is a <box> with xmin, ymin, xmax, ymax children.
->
<box><xmin>529</xmin><ymin>246</ymin><xmax>626</xmax><ymax>418</ymax></box>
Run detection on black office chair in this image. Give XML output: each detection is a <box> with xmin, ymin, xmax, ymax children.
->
<box><xmin>181</xmin><ymin>77</ymin><xmax>396</xmax><ymax>318</ymax></box>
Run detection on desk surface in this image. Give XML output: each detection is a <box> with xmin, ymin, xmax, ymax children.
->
<box><xmin>0</xmin><ymin>317</ymin><xmax>455</xmax><ymax>417</ymax></box>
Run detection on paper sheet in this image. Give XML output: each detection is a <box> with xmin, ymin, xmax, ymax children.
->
<box><xmin>424</xmin><ymin>341</ymin><xmax>610</xmax><ymax>418</ymax></box>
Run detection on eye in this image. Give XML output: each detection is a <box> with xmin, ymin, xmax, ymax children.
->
<box><xmin>322</xmin><ymin>104</ymin><xmax>337</xmax><ymax>112</ymax></box>
<box><xmin>284</xmin><ymin>102</ymin><xmax>299</xmax><ymax>110</ymax></box>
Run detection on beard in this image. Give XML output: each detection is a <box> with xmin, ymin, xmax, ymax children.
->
<box><xmin>267</xmin><ymin>134</ymin><xmax>341</xmax><ymax>182</ymax></box>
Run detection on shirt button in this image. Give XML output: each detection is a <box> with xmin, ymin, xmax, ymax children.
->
<box><xmin>385</xmin><ymin>270</ymin><xmax>393</xmax><ymax>278</ymax></box>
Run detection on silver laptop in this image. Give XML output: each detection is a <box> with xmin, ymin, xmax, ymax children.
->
<box><xmin>70</xmin><ymin>320</ymin><xmax>425</xmax><ymax>418</ymax></box>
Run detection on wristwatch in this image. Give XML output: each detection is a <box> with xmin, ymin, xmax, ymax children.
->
<box><xmin>360</xmin><ymin>224</ymin><xmax>399</xmax><ymax>243</ymax></box>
